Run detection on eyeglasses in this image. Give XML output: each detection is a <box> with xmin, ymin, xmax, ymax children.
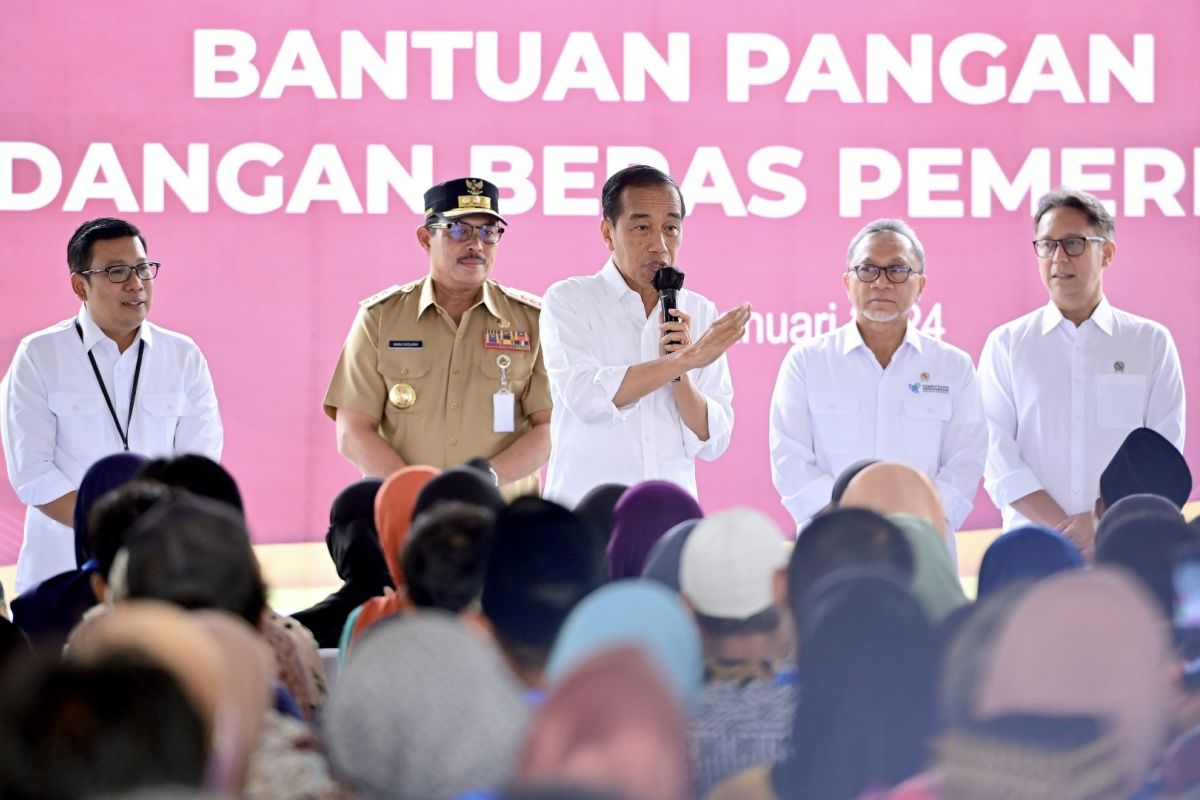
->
<box><xmin>849</xmin><ymin>264</ymin><xmax>921</xmax><ymax>284</ymax></box>
<box><xmin>1032</xmin><ymin>237</ymin><xmax>1107</xmax><ymax>258</ymax></box>
<box><xmin>427</xmin><ymin>220</ymin><xmax>505</xmax><ymax>245</ymax></box>
<box><xmin>77</xmin><ymin>262</ymin><xmax>160</xmax><ymax>283</ymax></box>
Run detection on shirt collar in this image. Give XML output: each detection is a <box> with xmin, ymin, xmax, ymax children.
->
<box><xmin>1038</xmin><ymin>296</ymin><xmax>1114</xmax><ymax>336</ymax></box>
<box><xmin>598</xmin><ymin>258</ymin><xmax>640</xmax><ymax>303</ymax></box>
<box><xmin>76</xmin><ymin>304</ymin><xmax>152</xmax><ymax>351</ymax></box>
<box><xmin>839</xmin><ymin>319</ymin><xmax>922</xmax><ymax>355</ymax></box>
<box><xmin>418</xmin><ymin>276</ymin><xmax>503</xmax><ymax>320</ymax></box>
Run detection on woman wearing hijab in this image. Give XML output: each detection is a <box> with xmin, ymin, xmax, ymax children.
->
<box><xmin>975</xmin><ymin>525</ymin><xmax>1083</xmax><ymax>599</ymax></box>
<box><xmin>886</xmin><ymin>515</ymin><xmax>967</xmax><ymax>623</ymax></box>
<box><xmin>574</xmin><ymin>483</ymin><xmax>629</xmax><ymax>547</ymax></box>
<box><xmin>711</xmin><ymin>568</ymin><xmax>939</xmax><ymax>800</ymax></box>
<box><xmin>344</xmin><ymin>465</ymin><xmax>440</xmax><ymax>649</ymax></box>
<box><xmin>545</xmin><ymin>580</ymin><xmax>703</xmax><ymax>711</ymax></box>
<box><xmin>518</xmin><ymin>646</ymin><xmax>691</xmax><ymax>800</ymax></box>
<box><xmin>12</xmin><ymin>452</ymin><xmax>148</xmax><ymax>639</ymax></box>
<box><xmin>606</xmin><ymin>481</ymin><xmax>703</xmax><ymax>581</ymax></box>
<box><xmin>324</xmin><ymin>612</ymin><xmax>529</xmax><ymax>800</ymax></box>
<box><xmin>892</xmin><ymin>569</ymin><xmax>1173</xmax><ymax>800</ymax></box>
<box><xmin>291</xmin><ymin>479</ymin><xmax>393</xmax><ymax>648</ymax></box>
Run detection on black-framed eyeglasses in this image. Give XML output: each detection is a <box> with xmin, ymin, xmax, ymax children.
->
<box><xmin>1032</xmin><ymin>236</ymin><xmax>1106</xmax><ymax>258</ymax></box>
<box><xmin>427</xmin><ymin>220</ymin><xmax>505</xmax><ymax>244</ymax></box>
<box><xmin>77</xmin><ymin>262</ymin><xmax>160</xmax><ymax>283</ymax></box>
<box><xmin>849</xmin><ymin>264</ymin><xmax>921</xmax><ymax>284</ymax></box>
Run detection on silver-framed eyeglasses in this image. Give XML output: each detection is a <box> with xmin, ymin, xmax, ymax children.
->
<box><xmin>77</xmin><ymin>262</ymin><xmax>160</xmax><ymax>283</ymax></box>
<box><xmin>427</xmin><ymin>220</ymin><xmax>506</xmax><ymax>244</ymax></box>
<box><xmin>849</xmin><ymin>264</ymin><xmax>921</xmax><ymax>284</ymax></box>
<box><xmin>1032</xmin><ymin>237</ymin><xmax>1107</xmax><ymax>258</ymax></box>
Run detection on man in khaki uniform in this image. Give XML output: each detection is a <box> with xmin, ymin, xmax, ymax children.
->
<box><xmin>324</xmin><ymin>177</ymin><xmax>551</xmax><ymax>496</ymax></box>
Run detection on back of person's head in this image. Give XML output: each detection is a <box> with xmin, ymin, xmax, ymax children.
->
<box><xmin>1096</xmin><ymin>493</ymin><xmax>1184</xmax><ymax>553</ymax></box>
<box><xmin>67</xmin><ymin>217</ymin><xmax>146</xmax><ymax>274</ymax></box>
<box><xmin>1095</xmin><ymin>512</ymin><xmax>1200</xmax><ymax>620</ymax></box>
<box><xmin>119</xmin><ymin>493</ymin><xmax>267</xmax><ymax>624</ymax></box>
<box><xmin>574</xmin><ymin>483</ymin><xmax>628</xmax><ymax>548</ymax></box>
<box><xmin>413</xmin><ymin>465</ymin><xmax>505</xmax><ymax>518</ymax></box>
<box><xmin>137</xmin><ymin>454</ymin><xmax>244</xmax><ymax>514</ymax></box>
<box><xmin>956</xmin><ymin>569</ymin><xmax>1172</xmax><ymax>793</ymax></box>
<box><xmin>977</xmin><ymin>525</ymin><xmax>1084</xmax><ymax>599</ymax></box>
<box><xmin>679</xmin><ymin>508</ymin><xmax>788</xmax><ymax>637</ymax></box>
<box><xmin>1100</xmin><ymin>427</ymin><xmax>1192</xmax><ymax>511</ymax></box>
<box><xmin>0</xmin><ymin>653</ymin><xmax>207</xmax><ymax>800</ymax></box>
<box><xmin>789</xmin><ymin>508</ymin><xmax>914</xmax><ymax>624</ymax></box>
<box><xmin>324</xmin><ymin>611</ymin><xmax>529</xmax><ymax>800</ymax></box>
<box><xmin>839</xmin><ymin>461</ymin><xmax>947</xmax><ymax>536</ymax></box>
<box><xmin>403</xmin><ymin>502</ymin><xmax>494</xmax><ymax>613</ymax></box>
<box><xmin>72</xmin><ymin>452</ymin><xmax>149</xmax><ymax>567</ymax></box>
<box><xmin>607</xmin><ymin>481</ymin><xmax>703</xmax><ymax>581</ymax></box>
<box><xmin>777</xmin><ymin>567</ymin><xmax>937</xmax><ymax>799</ymax></box>
<box><xmin>830</xmin><ymin>458</ymin><xmax>881</xmax><ymax>506</ymax></box>
<box><xmin>482</xmin><ymin>497</ymin><xmax>605</xmax><ymax>673</ymax></box>
<box><xmin>88</xmin><ymin>481</ymin><xmax>174</xmax><ymax>580</ymax></box>
<box><xmin>519</xmin><ymin>646</ymin><xmax>689</xmax><ymax>800</ymax></box>
<box><xmin>641</xmin><ymin>519</ymin><xmax>700</xmax><ymax>592</ymax></box>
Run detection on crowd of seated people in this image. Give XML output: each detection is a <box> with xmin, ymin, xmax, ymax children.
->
<box><xmin>0</xmin><ymin>426</ymin><xmax>1198</xmax><ymax>800</ymax></box>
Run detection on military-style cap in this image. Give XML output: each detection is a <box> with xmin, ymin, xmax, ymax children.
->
<box><xmin>423</xmin><ymin>177</ymin><xmax>507</xmax><ymax>224</ymax></box>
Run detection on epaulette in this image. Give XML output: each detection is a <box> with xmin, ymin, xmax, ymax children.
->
<box><xmin>499</xmin><ymin>284</ymin><xmax>542</xmax><ymax>310</ymax></box>
<box><xmin>359</xmin><ymin>281</ymin><xmax>417</xmax><ymax>309</ymax></box>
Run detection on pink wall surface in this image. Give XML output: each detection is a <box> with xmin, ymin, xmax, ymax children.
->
<box><xmin>1</xmin><ymin>1</ymin><xmax>1197</xmax><ymax>557</ymax></box>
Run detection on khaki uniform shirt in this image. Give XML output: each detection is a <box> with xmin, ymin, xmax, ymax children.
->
<box><xmin>324</xmin><ymin>276</ymin><xmax>551</xmax><ymax>497</ymax></box>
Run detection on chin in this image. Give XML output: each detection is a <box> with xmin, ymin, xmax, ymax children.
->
<box><xmin>860</xmin><ymin>309</ymin><xmax>903</xmax><ymax>323</ymax></box>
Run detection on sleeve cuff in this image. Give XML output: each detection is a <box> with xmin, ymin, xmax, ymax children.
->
<box><xmin>984</xmin><ymin>468</ymin><xmax>1043</xmax><ymax>509</ymax></box>
<box><xmin>936</xmin><ymin>479</ymin><xmax>974</xmax><ymax>531</ymax></box>
<box><xmin>595</xmin><ymin>365</ymin><xmax>636</xmax><ymax>422</ymax></box>
<box><xmin>17</xmin><ymin>469</ymin><xmax>76</xmax><ymax>507</ymax></box>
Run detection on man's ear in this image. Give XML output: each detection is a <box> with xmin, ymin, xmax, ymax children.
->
<box><xmin>1101</xmin><ymin>239</ymin><xmax>1117</xmax><ymax>268</ymax></box>
<box><xmin>90</xmin><ymin>572</ymin><xmax>107</xmax><ymax>604</ymax></box>
<box><xmin>416</xmin><ymin>224</ymin><xmax>432</xmax><ymax>252</ymax></box>
<box><xmin>773</xmin><ymin>568</ymin><xmax>788</xmax><ymax>607</ymax></box>
<box><xmin>71</xmin><ymin>272</ymin><xmax>89</xmax><ymax>302</ymax></box>
<box><xmin>600</xmin><ymin>217</ymin><xmax>616</xmax><ymax>252</ymax></box>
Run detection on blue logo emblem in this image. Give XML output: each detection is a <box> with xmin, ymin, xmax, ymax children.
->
<box><xmin>907</xmin><ymin>382</ymin><xmax>921</xmax><ymax>394</ymax></box>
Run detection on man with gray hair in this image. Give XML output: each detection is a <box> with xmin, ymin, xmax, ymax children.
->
<box><xmin>979</xmin><ymin>188</ymin><xmax>1185</xmax><ymax>556</ymax></box>
<box><xmin>768</xmin><ymin>219</ymin><xmax>986</xmax><ymax>550</ymax></box>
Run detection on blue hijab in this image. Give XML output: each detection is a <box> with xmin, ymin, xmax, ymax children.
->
<box><xmin>73</xmin><ymin>452</ymin><xmax>149</xmax><ymax>567</ymax></box>
<box><xmin>976</xmin><ymin>525</ymin><xmax>1084</xmax><ymax>599</ymax></box>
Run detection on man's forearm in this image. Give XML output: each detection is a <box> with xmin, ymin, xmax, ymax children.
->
<box><xmin>336</xmin><ymin>416</ymin><xmax>407</xmax><ymax>478</ymax></box>
<box><xmin>671</xmin><ymin>374</ymin><xmax>710</xmax><ymax>441</ymax></box>
<box><xmin>611</xmin><ymin>353</ymin><xmax>689</xmax><ymax>408</ymax></box>
<box><xmin>1011</xmin><ymin>489</ymin><xmax>1068</xmax><ymax>527</ymax></box>
<box><xmin>489</xmin><ymin>421</ymin><xmax>551</xmax><ymax>485</ymax></box>
<box><xmin>36</xmin><ymin>490</ymin><xmax>77</xmax><ymax>527</ymax></box>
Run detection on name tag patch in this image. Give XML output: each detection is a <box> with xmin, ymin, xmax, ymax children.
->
<box><xmin>389</xmin><ymin>340</ymin><xmax>423</xmax><ymax>349</ymax></box>
<box><xmin>484</xmin><ymin>329</ymin><xmax>531</xmax><ymax>351</ymax></box>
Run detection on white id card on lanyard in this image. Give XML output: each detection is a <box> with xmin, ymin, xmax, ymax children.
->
<box><xmin>493</xmin><ymin>354</ymin><xmax>515</xmax><ymax>433</ymax></box>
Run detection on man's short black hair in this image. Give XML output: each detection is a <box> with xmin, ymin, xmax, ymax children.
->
<box><xmin>1033</xmin><ymin>188</ymin><xmax>1116</xmax><ymax>240</ymax></box>
<box><xmin>402</xmin><ymin>502</ymin><xmax>494</xmax><ymax>614</ymax></box>
<box><xmin>67</xmin><ymin>217</ymin><xmax>147</xmax><ymax>274</ymax></box>
<box><xmin>0</xmin><ymin>654</ymin><xmax>207</xmax><ymax>799</ymax></box>
<box><xmin>601</xmin><ymin>165</ymin><xmax>686</xmax><ymax>223</ymax></box>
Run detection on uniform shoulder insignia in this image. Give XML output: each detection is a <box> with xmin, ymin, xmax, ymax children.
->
<box><xmin>359</xmin><ymin>282</ymin><xmax>416</xmax><ymax>309</ymax></box>
<box><xmin>499</xmin><ymin>284</ymin><xmax>543</xmax><ymax>310</ymax></box>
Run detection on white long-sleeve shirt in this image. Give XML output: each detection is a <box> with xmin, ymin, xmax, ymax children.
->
<box><xmin>1</xmin><ymin>305</ymin><xmax>223</xmax><ymax>590</ymax></box>
<box><xmin>769</xmin><ymin>321</ymin><xmax>986</xmax><ymax>534</ymax></box>
<box><xmin>980</xmin><ymin>297</ymin><xmax>1185</xmax><ymax>530</ymax></box>
<box><xmin>540</xmin><ymin>259</ymin><xmax>735</xmax><ymax>507</ymax></box>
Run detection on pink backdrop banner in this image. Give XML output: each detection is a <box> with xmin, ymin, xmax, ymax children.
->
<box><xmin>1</xmin><ymin>1</ymin><xmax>1197</xmax><ymax>557</ymax></box>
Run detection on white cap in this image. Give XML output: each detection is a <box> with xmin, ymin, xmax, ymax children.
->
<box><xmin>680</xmin><ymin>508</ymin><xmax>789</xmax><ymax>619</ymax></box>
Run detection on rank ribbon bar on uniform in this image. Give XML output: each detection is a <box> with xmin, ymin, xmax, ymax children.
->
<box><xmin>484</xmin><ymin>329</ymin><xmax>532</xmax><ymax>351</ymax></box>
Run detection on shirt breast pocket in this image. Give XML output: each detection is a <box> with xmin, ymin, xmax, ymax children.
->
<box><xmin>382</xmin><ymin>355</ymin><xmax>433</xmax><ymax>417</ymax></box>
<box><xmin>48</xmin><ymin>392</ymin><xmax>107</xmax><ymax>450</ymax></box>
<box><xmin>902</xmin><ymin>394</ymin><xmax>952</xmax><ymax>458</ymax></box>
<box><xmin>140</xmin><ymin>391</ymin><xmax>187</xmax><ymax>445</ymax></box>
<box><xmin>480</xmin><ymin>351</ymin><xmax>534</xmax><ymax>398</ymax></box>
<box><xmin>808</xmin><ymin>392</ymin><xmax>860</xmax><ymax>453</ymax></box>
<box><xmin>1095</xmin><ymin>374</ymin><xmax>1148</xmax><ymax>430</ymax></box>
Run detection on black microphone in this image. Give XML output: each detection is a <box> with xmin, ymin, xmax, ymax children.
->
<box><xmin>651</xmin><ymin>266</ymin><xmax>686</xmax><ymax>381</ymax></box>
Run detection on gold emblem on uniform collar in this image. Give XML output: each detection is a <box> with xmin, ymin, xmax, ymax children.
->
<box><xmin>389</xmin><ymin>383</ymin><xmax>417</xmax><ymax>409</ymax></box>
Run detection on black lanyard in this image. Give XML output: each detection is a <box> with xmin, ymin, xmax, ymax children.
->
<box><xmin>74</xmin><ymin>321</ymin><xmax>144</xmax><ymax>451</ymax></box>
